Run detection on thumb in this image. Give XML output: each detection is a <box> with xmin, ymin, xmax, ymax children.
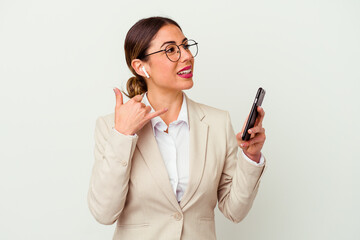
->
<box><xmin>236</xmin><ymin>132</ymin><xmax>248</xmax><ymax>149</ymax></box>
<box><xmin>236</xmin><ymin>132</ymin><xmax>243</xmax><ymax>141</ymax></box>
<box><xmin>132</xmin><ymin>94</ymin><xmax>143</xmax><ymax>102</ymax></box>
<box><xmin>113</xmin><ymin>87</ymin><xmax>123</xmax><ymax>107</ymax></box>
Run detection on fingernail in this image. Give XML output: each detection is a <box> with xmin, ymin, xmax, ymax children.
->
<box><xmin>240</xmin><ymin>143</ymin><xmax>244</xmax><ymax>147</ymax></box>
<box><xmin>248</xmin><ymin>129</ymin><xmax>252</xmax><ymax>133</ymax></box>
<box><xmin>113</xmin><ymin>88</ymin><xmax>116</xmax><ymax>93</ymax></box>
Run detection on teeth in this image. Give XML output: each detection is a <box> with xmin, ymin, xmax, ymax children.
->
<box><xmin>178</xmin><ymin>69</ymin><xmax>191</xmax><ymax>75</ymax></box>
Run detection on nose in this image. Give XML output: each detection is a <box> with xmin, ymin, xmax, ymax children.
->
<box><xmin>179</xmin><ymin>45</ymin><xmax>193</xmax><ymax>62</ymax></box>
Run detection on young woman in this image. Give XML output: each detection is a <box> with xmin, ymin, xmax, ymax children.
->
<box><xmin>88</xmin><ymin>16</ymin><xmax>266</xmax><ymax>240</ymax></box>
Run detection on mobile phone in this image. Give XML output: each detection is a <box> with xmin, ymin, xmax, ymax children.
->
<box><xmin>241</xmin><ymin>87</ymin><xmax>266</xmax><ymax>141</ymax></box>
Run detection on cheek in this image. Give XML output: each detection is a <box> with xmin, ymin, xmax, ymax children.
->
<box><xmin>153</xmin><ymin>61</ymin><xmax>177</xmax><ymax>79</ymax></box>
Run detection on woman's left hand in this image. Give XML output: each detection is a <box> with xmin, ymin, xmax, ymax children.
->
<box><xmin>236</xmin><ymin>106</ymin><xmax>266</xmax><ymax>163</ymax></box>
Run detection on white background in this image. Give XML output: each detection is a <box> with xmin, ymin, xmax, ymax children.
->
<box><xmin>0</xmin><ymin>0</ymin><xmax>359</xmax><ymax>239</ymax></box>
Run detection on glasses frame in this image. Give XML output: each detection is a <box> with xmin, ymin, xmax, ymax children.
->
<box><xmin>142</xmin><ymin>39</ymin><xmax>198</xmax><ymax>62</ymax></box>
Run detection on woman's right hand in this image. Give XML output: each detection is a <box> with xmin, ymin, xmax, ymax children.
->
<box><xmin>113</xmin><ymin>87</ymin><xmax>168</xmax><ymax>135</ymax></box>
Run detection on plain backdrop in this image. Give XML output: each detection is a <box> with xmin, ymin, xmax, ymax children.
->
<box><xmin>0</xmin><ymin>0</ymin><xmax>359</xmax><ymax>239</ymax></box>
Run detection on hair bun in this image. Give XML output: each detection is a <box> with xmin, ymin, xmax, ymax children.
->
<box><xmin>125</xmin><ymin>76</ymin><xmax>147</xmax><ymax>98</ymax></box>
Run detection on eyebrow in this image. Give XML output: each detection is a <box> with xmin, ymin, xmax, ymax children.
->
<box><xmin>160</xmin><ymin>37</ymin><xmax>188</xmax><ymax>49</ymax></box>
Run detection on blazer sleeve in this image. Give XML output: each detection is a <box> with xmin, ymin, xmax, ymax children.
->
<box><xmin>87</xmin><ymin>116</ymin><xmax>138</xmax><ymax>225</ymax></box>
<box><xmin>217</xmin><ymin>111</ymin><xmax>266</xmax><ymax>223</ymax></box>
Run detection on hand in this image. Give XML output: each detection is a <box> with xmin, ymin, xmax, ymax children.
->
<box><xmin>113</xmin><ymin>88</ymin><xmax>168</xmax><ymax>135</ymax></box>
<box><xmin>236</xmin><ymin>106</ymin><xmax>266</xmax><ymax>163</ymax></box>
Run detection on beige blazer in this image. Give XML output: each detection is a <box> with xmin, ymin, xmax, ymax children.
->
<box><xmin>87</xmin><ymin>93</ymin><xmax>266</xmax><ymax>240</ymax></box>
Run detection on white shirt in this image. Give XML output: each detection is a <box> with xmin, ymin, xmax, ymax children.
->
<box><xmin>143</xmin><ymin>92</ymin><xmax>189</xmax><ymax>202</ymax></box>
<box><xmin>113</xmin><ymin>92</ymin><xmax>265</xmax><ymax>202</ymax></box>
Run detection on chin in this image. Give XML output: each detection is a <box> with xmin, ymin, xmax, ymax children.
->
<box><xmin>181</xmin><ymin>78</ymin><xmax>194</xmax><ymax>90</ymax></box>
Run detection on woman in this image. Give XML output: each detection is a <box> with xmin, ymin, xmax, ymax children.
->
<box><xmin>88</xmin><ymin>16</ymin><xmax>266</xmax><ymax>240</ymax></box>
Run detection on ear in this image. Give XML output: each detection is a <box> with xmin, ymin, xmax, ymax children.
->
<box><xmin>131</xmin><ymin>59</ymin><xmax>149</xmax><ymax>78</ymax></box>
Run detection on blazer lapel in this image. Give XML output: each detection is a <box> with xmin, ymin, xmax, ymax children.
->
<box><xmin>136</xmin><ymin>93</ymin><xmax>208</xmax><ymax>211</ymax></box>
<box><xmin>179</xmin><ymin>94</ymin><xmax>208</xmax><ymax>209</ymax></box>
<box><xmin>136</xmin><ymin>122</ymin><xmax>182</xmax><ymax>212</ymax></box>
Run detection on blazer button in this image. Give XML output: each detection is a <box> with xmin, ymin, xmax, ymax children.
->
<box><xmin>174</xmin><ymin>212</ymin><xmax>182</xmax><ymax>221</ymax></box>
<box><xmin>121</xmin><ymin>161</ymin><xmax>128</xmax><ymax>166</ymax></box>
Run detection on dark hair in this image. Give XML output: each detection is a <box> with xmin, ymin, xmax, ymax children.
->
<box><xmin>123</xmin><ymin>16</ymin><xmax>182</xmax><ymax>98</ymax></box>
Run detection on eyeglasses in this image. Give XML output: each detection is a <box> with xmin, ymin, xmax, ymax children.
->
<box><xmin>143</xmin><ymin>39</ymin><xmax>198</xmax><ymax>62</ymax></box>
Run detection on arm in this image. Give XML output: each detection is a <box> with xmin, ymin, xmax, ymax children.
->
<box><xmin>88</xmin><ymin>89</ymin><xmax>167</xmax><ymax>225</ymax></box>
<box><xmin>217</xmin><ymin>111</ymin><xmax>266</xmax><ymax>223</ymax></box>
<box><xmin>87</xmin><ymin>116</ymin><xmax>138</xmax><ymax>225</ymax></box>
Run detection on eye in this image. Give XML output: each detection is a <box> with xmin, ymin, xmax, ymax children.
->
<box><xmin>165</xmin><ymin>46</ymin><xmax>176</xmax><ymax>54</ymax></box>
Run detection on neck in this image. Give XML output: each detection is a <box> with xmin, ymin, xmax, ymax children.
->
<box><xmin>147</xmin><ymin>89</ymin><xmax>184</xmax><ymax>126</ymax></box>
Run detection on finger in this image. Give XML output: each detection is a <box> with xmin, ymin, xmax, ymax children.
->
<box><xmin>247</xmin><ymin>133</ymin><xmax>266</xmax><ymax>146</ymax></box>
<box><xmin>236</xmin><ymin>132</ymin><xmax>249</xmax><ymax>149</ymax></box>
<box><xmin>145</xmin><ymin>105</ymin><xmax>151</xmax><ymax>113</ymax></box>
<box><xmin>237</xmin><ymin>129</ymin><xmax>264</xmax><ymax>144</ymax></box>
<box><xmin>144</xmin><ymin>108</ymin><xmax>168</xmax><ymax>121</ymax></box>
<box><xmin>252</xmin><ymin>108</ymin><xmax>264</xmax><ymax>130</ymax></box>
<box><xmin>237</xmin><ymin>138</ymin><xmax>249</xmax><ymax>149</ymax></box>
<box><xmin>239</xmin><ymin>142</ymin><xmax>249</xmax><ymax>149</ymax></box>
<box><xmin>113</xmin><ymin>87</ymin><xmax>123</xmax><ymax>107</ymax></box>
<box><xmin>140</xmin><ymin>103</ymin><xmax>146</xmax><ymax>108</ymax></box>
<box><xmin>139</xmin><ymin>105</ymin><xmax>151</xmax><ymax>114</ymax></box>
<box><xmin>236</xmin><ymin>128</ymin><xmax>249</xmax><ymax>143</ymax></box>
<box><xmin>248</xmin><ymin>126</ymin><xmax>265</xmax><ymax>135</ymax></box>
<box><xmin>239</xmin><ymin>139</ymin><xmax>254</xmax><ymax>148</ymax></box>
<box><xmin>256</xmin><ymin>106</ymin><xmax>265</xmax><ymax>125</ymax></box>
<box><xmin>132</xmin><ymin>94</ymin><xmax>143</xmax><ymax>102</ymax></box>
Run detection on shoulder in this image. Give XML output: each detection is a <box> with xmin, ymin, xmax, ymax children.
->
<box><xmin>186</xmin><ymin>97</ymin><xmax>230</xmax><ymax>124</ymax></box>
<box><xmin>101</xmin><ymin>112</ymin><xmax>115</xmax><ymax>125</ymax></box>
<box><xmin>196</xmin><ymin>101</ymin><xmax>228</xmax><ymax>115</ymax></box>
<box><xmin>187</xmin><ymin>97</ymin><xmax>235</xmax><ymax>143</ymax></box>
<box><xmin>94</xmin><ymin>112</ymin><xmax>115</xmax><ymax>132</ymax></box>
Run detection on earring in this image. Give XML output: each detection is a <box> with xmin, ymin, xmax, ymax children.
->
<box><xmin>142</xmin><ymin>66</ymin><xmax>150</xmax><ymax>78</ymax></box>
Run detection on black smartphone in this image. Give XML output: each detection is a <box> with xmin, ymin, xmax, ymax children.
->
<box><xmin>241</xmin><ymin>87</ymin><xmax>266</xmax><ymax>141</ymax></box>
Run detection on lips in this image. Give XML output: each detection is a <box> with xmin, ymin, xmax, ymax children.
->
<box><xmin>177</xmin><ymin>65</ymin><xmax>193</xmax><ymax>78</ymax></box>
<box><xmin>177</xmin><ymin>65</ymin><xmax>192</xmax><ymax>74</ymax></box>
<box><xmin>177</xmin><ymin>69</ymin><xmax>192</xmax><ymax>75</ymax></box>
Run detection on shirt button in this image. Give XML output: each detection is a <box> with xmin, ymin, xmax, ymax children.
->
<box><xmin>121</xmin><ymin>161</ymin><xmax>128</xmax><ymax>166</ymax></box>
<box><xmin>174</xmin><ymin>212</ymin><xmax>182</xmax><ymax>221</ymax></box>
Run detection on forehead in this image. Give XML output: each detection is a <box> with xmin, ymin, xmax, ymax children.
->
<box><xmin>149</xmin><ymin>24</ymin><xmax>186</xmax><ymax>49</ymax></box>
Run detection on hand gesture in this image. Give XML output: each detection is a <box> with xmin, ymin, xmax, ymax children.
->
<box><xmin>236</xmin><ymin>106</ymin><xmax>266</xmax><ymax>163</ymax></box>
<box><xmin>113</xmin><ymin>88</ymin><xmax>168</xmax><ymax>135</ymax></box>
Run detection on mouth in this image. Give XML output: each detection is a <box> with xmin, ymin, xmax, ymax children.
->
<box><xmin>177</xmin><ymin>69</ymin><xmax>192</xmax><ymax>75</ymax></box>
<box><xmin>177</xmin><ymin>65</ymin><xmax>193</xmax><ymax>78</ymax></box>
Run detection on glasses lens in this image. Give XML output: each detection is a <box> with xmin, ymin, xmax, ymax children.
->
<box><xmin>184</xmin><ymin>40</ymin><xmax>198</xmax><ymax>58</ymax></box>
<box><xmin>164</xmin><ymin>40</ymin><xmax>198</xmax><ymax>62</ymax></box>
<box><xmin>165</xmin><ymin>44</ymin><xmax>180</xmax><ymax>62</ymax></box>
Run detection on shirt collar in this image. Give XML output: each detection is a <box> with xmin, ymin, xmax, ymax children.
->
<box><xmin>142</xmin><ymin>92</ymin><xmax>189</xmax><ymax>133</ymax></box>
